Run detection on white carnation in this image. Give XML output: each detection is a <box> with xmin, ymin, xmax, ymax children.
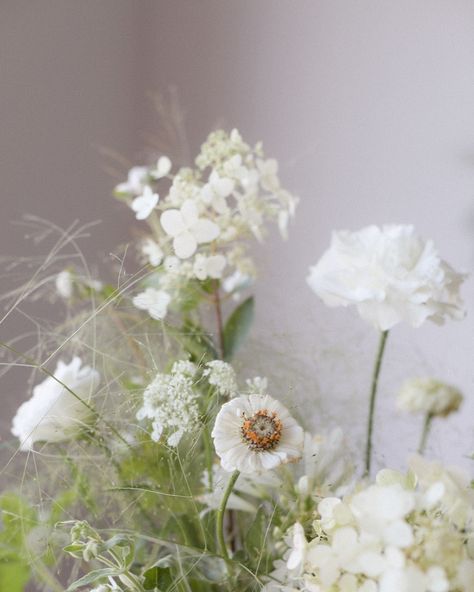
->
<box><xmin>307</xmin><ymin>225</ymin><xmax>465</xmax><ymax>331</ymax></box>
<box><xmin>11</xmin><ymin>357</ymin><xmax>100</xmax><ymax>450</ymax></box>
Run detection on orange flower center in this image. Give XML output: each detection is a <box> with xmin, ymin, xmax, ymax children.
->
<box><xmin>241</xmin><ymin>409</ymin><xmax>282</xmax><ymax>451</ymax></box>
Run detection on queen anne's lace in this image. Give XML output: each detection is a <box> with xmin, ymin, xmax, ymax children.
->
<box><xmin>136</xmin><ymin>361</ymin><xmax>200</xmax><ymax>447</ymax></box>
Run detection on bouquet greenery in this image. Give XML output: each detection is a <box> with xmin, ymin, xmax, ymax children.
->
<box><xmin>1</xmin><ymin>128</ymin><xmax>472</xmax><ymax>592</ymax></box>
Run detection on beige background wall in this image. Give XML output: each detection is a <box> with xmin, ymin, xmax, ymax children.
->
<box><xmin>1</xmin><ymin>1</ymin><xmax>473</xmax><ymax>471</ymax></box>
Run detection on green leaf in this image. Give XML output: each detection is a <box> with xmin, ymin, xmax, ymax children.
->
<box><xmin>143</xmin><ymin>565</ymin><xmax>173</xmax><ymax>590</ymax></box>
<box><xmin>65</xmin><ymin>567</ymin><xmax>122</xmax><ymax>591</ymax></box>
<box><xmin>0</xmin><ymin>560</ymin><xmax>30</xmax><ymax>592</ymax></box>
<box><xmin>223</xmin><ymin>296</ymin><xmax>254</xmax><ymax>360</ymax></box>
<box><xmin>177</xmin><ymin>319</ymin><xmax>218</xmax><ymax>363</ymax></box>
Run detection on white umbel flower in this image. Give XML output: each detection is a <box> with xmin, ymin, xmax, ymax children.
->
<box><xmin>132</xmin><ymin>288</ymin><xmax>170</xmax><ymax>320</ymax></box>
<box><xmin>211</xmin><ymin>394</ymin><xmax>304</xmax><ymax>474</ymax></box>
<box><xmin>11</xmin><ymin>357</ymin><xmax>100</xmax><ymax>450</ymax></box>
<box><xmin>203</xmin><ymin>360</ymin><xmax>238</xmax><ymax>396</ymax></box>
<box><xmin>131</xmin><ymin>186</ymin><xmax>159</xmax><ymax>220</ymax></box>
<box><xmin>307</xmin><ymin>225</ymin><xmax>465</xmax><ymax>331</ymax></box>
<box><xmin>397</xmin><ymin>378</ymin><xmax>462</xmax><ymax>417</ymax></box>
<box><xmin>160</xmin><ymin>199</ymin><xmax>220</xmax><ymax>259</ymax></box>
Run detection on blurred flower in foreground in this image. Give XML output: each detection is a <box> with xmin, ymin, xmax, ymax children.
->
<box><xmin>131</xmin><ymin>186</ymin><xmax>159</xmax><ymax>220</ymax></box>
<box><xmin>212</xmin><ymin>394</ymin><xmax>304</xmax><ymax>473</ymax></box>
<box><xmin>307</xmin><ymin>225</ymin><xmax>465</xmax><ymax>331</ymax></box>
<box><xmin>397</xmin><ymin>377</ymin><xmax>462</xmax><ymax>417</ymax></box>
<box><xmin>11</xmin><ymin>357</ymin><xmax>100</xmax><ymax>450</ymax></box>
<box><xmin>132</xmin><ymin>287</ymin><xmax>170</xmax><ymax>320</ymax></box>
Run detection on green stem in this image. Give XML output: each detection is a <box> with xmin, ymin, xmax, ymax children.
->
<box><xmin>364</xmin><ymin>330</ymin><xmax>389</xmax><ymax>476</ymax></box>
<box><xmin>417</xmin><ymin>413</ymin><xmax>433</xmax><ymax>455</ymax></box>
<box><xmin>216</xmin><ymin>470</ymin><xmax>240</xmax><ymax>560</ymax></box>
<box><xmin>213</xmin><ymin>280</ymin><xmax>225</xmax><ymax>359</ymax></box>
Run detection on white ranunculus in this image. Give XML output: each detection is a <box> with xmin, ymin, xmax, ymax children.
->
<box><xmin>131</xmin><ymin>186</ymin><xmax>159</xmax><ymax>220</ymax></box>
<box><xmin>307</xmin><ymin>225</ymin><xmax>466</xmax><ymax>331</ymax></box>
<box><xmin>397</xmin><ymin>378</ymin><xmax>462</xmax><ymax>417</ymax></box>
<box><xmin>132</xmin><ymin>288</ymin><xmax>170</xmax><ymax>320</ymax></box>
<box><xmin>11</xmin><ymin>357</ymin><xmax>100</xmax><ymax>450</ymax></box>
<box><xmin>212</xmin><ymin>394</ymin><xmax>304</xmax><ymax>474</ymax></box>
<box><xmin>160</xmin><ymin>199</ymin><xmax>220</xmax><ymax>259</ymax></box>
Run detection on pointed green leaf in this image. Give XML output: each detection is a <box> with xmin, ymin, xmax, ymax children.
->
<box><xmin>223</xmin><ymin>296</ymin><xmax>254</xmax><ymax>360</ymax></box>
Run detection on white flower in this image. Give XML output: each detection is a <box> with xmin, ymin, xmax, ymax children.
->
<box><xmin>132</xmin><ymin>288</ymin><xmax>170</xmax><ymax>320</ymax></box>
<box><xmin>115</xmin><ymin>166</ymin><xmax>148</xmax><ymax>195</ymax></box>
<box><xmin>286</xmin><ymin>523</ymin><xmax>308</xmax><ymax>571</ymax></box>
<box><xmin>141</xmin><ymin>238</ymin><xmax>164</xmax><ymax>267</ymax></box>
<box><xmin>136</xmin><ymin>363</ymin><xmax>200</xmax><ymax>446</ymax></box>
<box><xmin>11</xmin><ymin>357</ymin><xmax>100</xmax><ymax>450</ymax></box>
<box><xmin>201</xmin><ymin>170</ymin><xmax>234</xmax><ymax>213</ymax></box>
<box><xmin>151</xmin><ymin>155</ymin><xmax>172</xmax><ymax>179</ymax></box>
<box><xmin>193</xmin><ymin>254</ymin><xmax>227</xmax><ymax>281</ymax></box>
<box><xmin>131</xmin><ymin>186</ymin><xmax>159</xmax><ymax>220</ymax></box>
<box><xmin>203</xmin><ymin>360</ymin><xmax>238</xmax><ymax>396</ymax></box>
<box><xmin>245</xmin><ymin>376</ymin><xmax>268</xmax><ymax>395</ymax></box>
<box><xmin>160</xmin><ymin>199</ymin><xmax>220</xmax><ymax>259</ymax></box>
<box><xmin>257</xmin><ymin>158</ymin><xmax>280</xmax><ymax>192</ymax></box>
<box><xmin>307</xmin><ymin>225</ymin><xmax>466</xmax><ymax>331</ymax></box>
<box><xmin>55</xmin><ymin>270</ymin><xmax>73</xmax><ymax>298</ymax></box>
<box><xmin>397</xmin><ymin>378</ymin><xmax>462</xmax><ymax>417</ymax></box>
<box><xmin>211</xmin><ymin>394</ymin><xmax>304</xmax><ymax>474</ymax></box>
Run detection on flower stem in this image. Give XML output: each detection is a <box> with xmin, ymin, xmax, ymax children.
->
<box><xmin>418</xmin><ymin>413</ymin><xmax>433</xmax><ymax>455</ymax></box>
<box><xmin>216</xmin><ymin>470</ymin><xmax>240</xmax><ymax>560</ymax></box>
<box><xmin>213</xmin><ymin>280</ymin><xmax>225</xmax><ymax>359</ymax></box>
<box><xmin>364</xmin><ymin>330</ymin><xmax>389</xmax><ymax>476</ymax></box>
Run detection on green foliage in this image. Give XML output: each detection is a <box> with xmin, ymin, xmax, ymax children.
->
<box><xmin>223</xmin><ymin>296</ymin><xmax>255</xmax><ymax>360</ymax></box>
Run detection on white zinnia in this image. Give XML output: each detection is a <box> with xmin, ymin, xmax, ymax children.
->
<box><xmin>11</xmin><ymin>357</ymin><xmax>100</xmax><ymax>450</ymax></box>
<box><xmin>397</xmin><ymin>378</ymin><xmax>462</xmax><ymax>417</ymax></box>
<box><xmin>307</xmin><ymin>225</ymin><xmax>465</xmax><ymax>331</ymax></box>
<box><xmin>211</xmin><ymin>394</ymin><xmax>304</xmax><ymax>474</ymax></box>
<box><xmin>160</xmin><ymin>199</ymin><xmax>220</xmax><ymax>259</ymax></box>
<box><xmin>132</xmin><ymin>288</ymin><xmax>170</xmax><ymax>320</ymax></box>
<box><xmin>131</xmin><ymin>186</ymin><xmax>159</xmax><ymax>220</ymax></box>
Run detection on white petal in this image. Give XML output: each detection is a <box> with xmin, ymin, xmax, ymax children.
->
<box><xmin>160</xmin><ymin>209</ymin><xmax>185</xmax><ymax>237</ymax></box>
<box><xmin>192</xmin><ymin>218</ymin><xmax>220</xmax><ymax>244</ymax></box>
<box><xmin>173</xmin><ymin>232</ymin><xmax>197</xmax><ymax>259</ymax></box>
<box><xmin>181</xmin><ymin>199</ymin><xmax>199</xmax><ymax>227</ymax></box>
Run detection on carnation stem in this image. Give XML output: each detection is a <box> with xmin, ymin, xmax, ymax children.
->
<box><xmin>418</xmin><ymin>413</ymin><xmax>433</xmax><ymax>455</ymax></box>
<box><xmin>364</xmin><ymin>330</ymin><xmax>389</xmax><ymax>476</ymax></box>
<box><xmin>216</xmin><ymin>469</ymin><xmax>240</xmax><ymax>560</ymax></box>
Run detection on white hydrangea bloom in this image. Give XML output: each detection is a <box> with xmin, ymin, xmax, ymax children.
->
<box><xmin>11</xmin><ymin>357</ymin><xmax>100</xmax><ymax>450</ymax></box>
<box><xmin>115</xmin><ymin>166</ymin><xmax>148</xmax><ymax>195</ymax></box>
<box><xmin>307</xmin><ymin>225</ymin><xmax>465</xmax><ymax>331</ymax></box>
<box><xmin>212</xmin><ymin>394</ymin><xmax>304</xmax><ymax>474</ymax></box>
<box><xmin>141</xmin><ymin>238</ymin><xmax>164</xmax><ymax>267</ymax></box>
<box><xmin>136</xmin><ymin>362</ymin><xmax>200</xmax><ymax>447</ymax></box>
<box><xmin>268</xmin><ymin>459</ymin><xmax>474</xmax><ymax>592</ymax></box>
<box><xmin>397</xmin><ymin>378</ymin><xmax>462</xmax><ymax>417</ymax></box>
<box><xmin>150</xmin><ymin>155</ymin><xmax>172</xmax><ymax>180</ymax></box>
<box><xmin>193</xmin><ymin>254</ymin><xmax>226</xmax><ymax>281</ymax></box>
<box><xmin>132</xmin><ymin>288</ymin><xmax>170</xmax><ymax>320</ymax></box>
<box><xmin>160</xmin><ymin>199</ymin><xmax>220</xmax><ymax>259</ymax></box>
<box><xmin>131</xmin><ymin>186</ymin><xmax>159</xmax><ymax>220</ymax></box>
<box><xmin>201</xmin><ymin>170</ymin><xmax>234</xmax><ymax>214</ymax></box>
<box><xmin>203</xmin><ymin>360</ymin><xmax>238</xmax><ymax>396</ymax></box>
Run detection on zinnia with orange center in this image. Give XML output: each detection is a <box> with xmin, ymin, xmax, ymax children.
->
<box><xmin>212</xmin><ymin>394</ymin><xmax>304</xmax><ymax>473</ymax></box>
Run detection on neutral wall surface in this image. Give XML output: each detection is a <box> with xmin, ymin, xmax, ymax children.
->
<box><xmin>1</xmin><ymin>1</ymin><xmax>473</xmax><ymax>472</ymax></box>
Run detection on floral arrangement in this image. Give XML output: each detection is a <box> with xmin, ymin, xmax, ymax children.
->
<box><xmin>1</xmin><ymin>128</ymin><xmax>472</xmax><ymax>592</ymax></box>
